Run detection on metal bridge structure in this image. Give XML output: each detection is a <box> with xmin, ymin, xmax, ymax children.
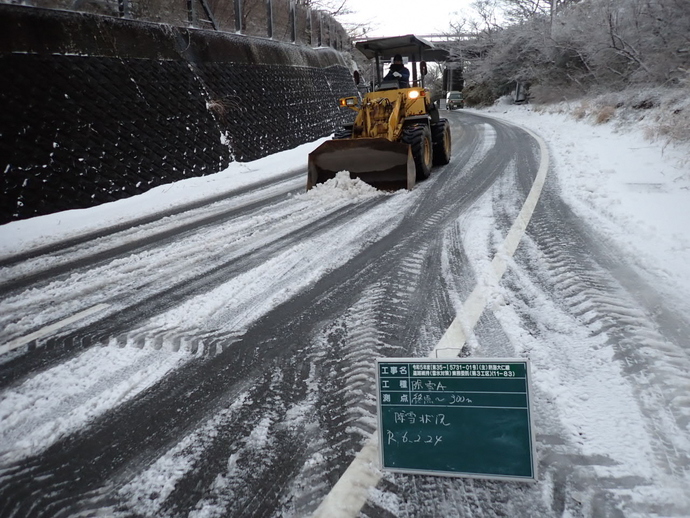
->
<box><xmin>361</xmin><ymin>33</ymin><xmax>484</xmax><ymax>93</ymax></box>
<box><xmin>417</xmin><ymin>33</ymin><xmax>484</xmax><ymax>91</ymax></box>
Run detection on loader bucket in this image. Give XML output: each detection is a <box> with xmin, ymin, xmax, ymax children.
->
<box><xmin>307</xmin><ymin>138</ymin><xmax>416</xmax><ymax>191</ymax></box>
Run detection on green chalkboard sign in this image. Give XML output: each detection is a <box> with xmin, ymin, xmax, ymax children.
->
<box><xmin>376</xmin><ymin>358</ymin><xmax>537</xmax><ymax>481</ymax></box>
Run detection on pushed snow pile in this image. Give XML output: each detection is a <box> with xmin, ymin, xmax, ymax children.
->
<box><xmin>304</xmin><ymin>171</ymin><xmax>383</xmax><ymax>201</ymax></box>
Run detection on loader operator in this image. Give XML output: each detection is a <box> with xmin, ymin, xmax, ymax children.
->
<box><xmin>383</xmin><ymin>54</ymin><xmax>410</xmax><ymax>88</ymax></box>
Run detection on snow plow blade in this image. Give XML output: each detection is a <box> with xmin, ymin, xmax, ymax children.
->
<box><xmin>307</xmin><ymin>138</ymin><xmax>416</xmax><ymax>191</ymax></box>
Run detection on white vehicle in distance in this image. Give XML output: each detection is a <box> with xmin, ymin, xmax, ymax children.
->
<box><xmin>446</xmin><ymin>91</ymin><xmax>464</xmax><ymax>110</ymax></box>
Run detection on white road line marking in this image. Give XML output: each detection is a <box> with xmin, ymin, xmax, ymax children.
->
<box><xmin>0</xmin><ymin>303</ymin><xmax>111</xmax><ymax>356</ymax></box>
<box><xmin>434</xmin><ymin>122</ymin><xmax>549</xmax><ymax>357</ymax></box>
<box><xmin>312</xmin><ymin>434</ymin><xmax>381</xmax><ymax>517</ymax></box>
<box><xmin>311</xmin><ymin>118</ymin><xmax>550</xmax><ymax>518</ymax></box>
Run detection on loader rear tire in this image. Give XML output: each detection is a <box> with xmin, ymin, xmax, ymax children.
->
<box><xmin>431</xmin><ymin>119</ymin><xmax>451</xmax><ymax>165</ymax></box>
<box><xmin>402</xmin><ymin>124</ymin><xmax>433</xmax><ymax>181</ymax></box>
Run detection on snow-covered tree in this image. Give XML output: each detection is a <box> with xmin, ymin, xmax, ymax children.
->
<box><xmin>451</xmin><ymin>0</ymin><xmax>690</xmax><ymax>104</ymax></box>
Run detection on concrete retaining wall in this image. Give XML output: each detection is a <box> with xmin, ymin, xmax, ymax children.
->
<box><xmin>0</xmin><ymin>5</ymin><xmax>357</xmax><ymax>224</ymax></box>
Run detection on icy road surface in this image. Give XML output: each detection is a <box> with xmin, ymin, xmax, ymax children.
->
<box><xmin>0</xmin><ymin>111</ymin><xmax>689</xmax><ymax>517</ymax></box>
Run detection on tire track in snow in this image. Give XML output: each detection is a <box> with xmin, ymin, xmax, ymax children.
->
<box><xmin>0</xmin><ymin>345</ymin><xmax>194</xmax><ymax>467</ymax></box>
<box><xmin>0</xmin><ymin>199</ymin><xmax>382</xmax><ymax>388</ymax></box>
<box><xmin>0</xmin><ymin>195</ymin><xmax>396</xmax><ymax>495</ymax></box>
<box><xmin>310</xmin><ymin>112</ymin><xmax>544</xmax><ymax>518</ymax></box>
<box><xmin>0</xmin><ymin>189</ymin><xmax>367</xmax><ymax>350</ymax></box>
<box><xmin>135</xmin><ymin>122</ymin><xmax>518</xmax><ymax>516</ymax></box>
<box><xmin>0</xmin><ymin>194</ymin><xmax>407</xmax><ymax>516</ymax></box>
<box><xmin>0</xmin><ymin>112</ymin><xmax>526</xmax><ymax>517</ymax></box>
<box><xmin>531</xmin><ymin>225</ymin><xmax>690</xmax><ymax>460</ymax></box>
<box><xmin>299</xmin><ymin>119</ymin><xmax>509</xmax><ymax>511</ymax></box>
<box><xmin>292</xmin><ymin>240</ymin><xmax>451</xmax><ymax>517</ymax></box>
<box><xmin>119</xmin><ymin>115</ymin><xmax>514</xmax><ymax>518</ymax></box>
<box><xmin>462</xmin><ymin>131</ymin><xmax>690</xmax><ymax>515</ymax></box>
<box><xmin>286</xmin><ymin>290</ymin><xmax>388</xmax><ymax>516</ymax></box>
<box><xmin>502</xmin><ymin>171</ymin><xmax>690</xmax><ymax>515</ymax></box>
<box><xmin>356</xmin><ymin>208</ymin><xmax>524</xmax><ymax>518</ymax></box>
<box><xmin>153</xmin><ymin>367</ymin><xmax>305</xmax><ymax>518</ymax></box>
<box><xmin>0</xmin><ymin>170</ymin><xmax>305</xmax><ymax>272</ymax></box>
<box><xmin>115</xmin><ymin>344</ymin><xmax>326</xmax><ymax>518</ymax></box>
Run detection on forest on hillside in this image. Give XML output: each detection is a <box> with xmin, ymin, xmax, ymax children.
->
<box><xmin>446</xmin><ymin>0</ymin><xmax>689</xmax><ymax>102</ymax></box>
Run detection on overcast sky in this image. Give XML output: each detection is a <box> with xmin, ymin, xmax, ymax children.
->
<box><xmin>339</xmin><ymin>0</ymin><xmax>476</xmax><ymax>38</ymax></box>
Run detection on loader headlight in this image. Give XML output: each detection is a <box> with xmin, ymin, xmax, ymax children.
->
<box><xmin>408</xmin><ymin>90</ymin><xmax>420</xmax><ymax>99</ymax></box>
<box><xmin>339</xmin><ymin>97</ymin><xmax>359</xmax><ymax>107</ymax></box>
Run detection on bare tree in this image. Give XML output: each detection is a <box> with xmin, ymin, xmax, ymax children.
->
<box><xmin>295</xmin><ymin>0</ymin><xmax>353</xmax><ymax>16</ymax></box>
<box><xmin>470</xmin><ymin>0</ymin><xmax>503</xmax><ymax>43</ymax></box>
<box><xmin>501</xmin><ymin>0</ymin><xmax>581</xmax><ymax>24</ymax></box>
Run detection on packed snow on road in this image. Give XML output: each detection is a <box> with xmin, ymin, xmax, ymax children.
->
<box><xmin>1</xmin><ymin>104</ymin><xmax>689</xmax><ymax>517</ymax></box>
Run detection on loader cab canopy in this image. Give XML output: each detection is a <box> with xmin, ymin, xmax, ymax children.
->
<box><xmin>355</xmin><ymin>35</ymin><xmax>449</xmax><ymax>89</ymax></box>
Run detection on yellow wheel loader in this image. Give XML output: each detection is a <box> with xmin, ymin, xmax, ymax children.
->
<box><xmin>307</xmin><ymin>35</ymin><xmax>452</xmax><ymax>191</ymax></box>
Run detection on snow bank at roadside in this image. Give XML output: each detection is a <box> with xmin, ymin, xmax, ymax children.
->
<box><xmin>0</xmin><ymin>142</ymin><xmax>389</xmax><ymax>260</ymax></box>
<box><xmin>0</xmin><ymin>138</ymin><xmax>330</xmax><ymax>258</ymax></box>
<box><xmin>536</xmin><ymin>87</ymin><xmax>690</xmax><ymax>145</ymax></box>
<box><xmin>476</xmin><ymin>98</ymin><xmax>690</xmax><ymax>310</ymax></box>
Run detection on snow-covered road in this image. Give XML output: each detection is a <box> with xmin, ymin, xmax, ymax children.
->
<box><xmin>1</xmin><ymin>108</ymin><xmax>689</xmax><ymax>517</ymax></box>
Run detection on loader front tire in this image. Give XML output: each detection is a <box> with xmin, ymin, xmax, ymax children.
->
<box><xmin>402</xmin><ymin>124</ymin><xmax>433</xmax><ymax>181</ymax></box>
<box><xmin>431</xmin><ymin>119</ymin><xmax>451</xmax><ymax>166</ymax></box>
<box><xmin>334</xmin><ymin>126</ymin><xmax>353</xmax><ymax>139</ymax></box>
